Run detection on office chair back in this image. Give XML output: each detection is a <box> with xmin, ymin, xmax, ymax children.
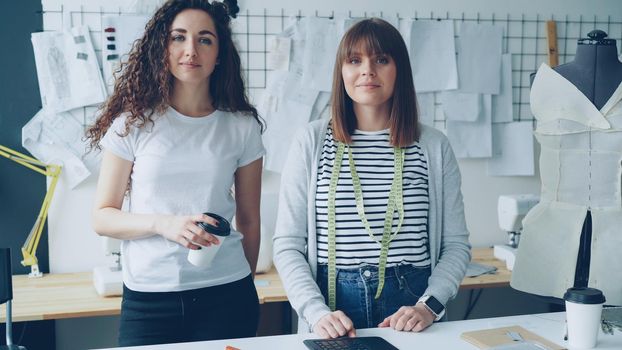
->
<box><xmin>0</xmin><ymin>248</ymin><xmax>12</xmax><ymax>304</ymax></box>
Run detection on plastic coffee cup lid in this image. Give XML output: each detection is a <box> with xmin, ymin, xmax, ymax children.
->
<box><xmin>197</xmin><ymin>212</ymin><xmax>231</xmax><ymax>237</ymax></box>
<box><xmin>563</xmin><ymin>287</ymin><xmax>606</xmax><ymax>304</ymax></box>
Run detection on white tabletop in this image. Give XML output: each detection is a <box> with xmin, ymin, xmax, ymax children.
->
<box><xmin>94</xmin><ymin>312</ymin><xmax>622</xmax><ymax>350</ymax></box>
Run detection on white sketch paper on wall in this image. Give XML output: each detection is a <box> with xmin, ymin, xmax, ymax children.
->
<box><xmin>439</xmin><ymin>91</ymin><xmax>481</xmax><ymax>122</ymax></box>
<box><xmin>447</xmin><ymin>94</ymin><xmax>493</xmax><ymax>158</ymax></box>
<box><xmin>22</xmin><ymin>109</ymin><xmax>100</xmax><ymax>188</ymax></box>
<box><xmin>455</xmin><ymin>22</ymin><xmax>503</xmax><ymax>94</ymax></box>
<box><xmin>301</xmin><ymin>17</ymin><xmax>340</xmax><ymax>92</ymax></box>
<box><xmin>492</xmin><ymin>54</ymin><xmax>514</xmax><ymax>123</ymax></box>
<box><xmin>409</xmin><ymin>20</ymin><xmax>458</xmax><ymax>92</ymax></box>
<box><xmin>277</xmin><ymin>17</ymin><xmax>307</xmax><ymax>78</ymax></box>
<box><xmin>487</xmin><ymin>121</ymin><xmax>534</xmax><ymax>176</ymax></box>
<box><xmin>266</xmin><ymin>37</ymin><xmax>292</xmax><ymax>71</ymax></box>
<box><xmin>260</xmin><ymin>71</ymin><xmax>318</xmax><ymax>173</ymax></box>
<box><xmin>417</xmin><ymin>93</ymin><xmax>435</xmax><ymax>126</ymax></box>
<box><xmin>31</xmin><ymin>26</ymin><xmax>107</xmax><ymax>113</ymax></box>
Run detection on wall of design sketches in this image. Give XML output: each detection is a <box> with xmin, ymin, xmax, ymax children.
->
<box><xmin>32</xmin><ymin>1</ymin><xmax>622</xmax><ymax>276</ymax></box>
<box><xmin>33</xmin><ymin>1</ymin><xmax>622</xmax><ymax>279</ymax></box>
<box><xmin>32</xmin><ymin>5</ymin><xmax>622</xmax><ymax>187</ymax></box>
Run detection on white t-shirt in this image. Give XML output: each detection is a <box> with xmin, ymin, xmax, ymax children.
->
<box><xmin>101</xmin><ymin>107</ymin><xmax>265</xmax><ymax>292</ymax></box>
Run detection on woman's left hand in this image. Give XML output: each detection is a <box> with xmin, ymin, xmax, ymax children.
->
<box><xmin>377</xmin><ymin>304</ymin><xmax>435</xmax><ymax>332</ymax></box>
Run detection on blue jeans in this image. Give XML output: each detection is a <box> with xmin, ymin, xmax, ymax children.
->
<box><xmin>118</xmin><ymin>274</ymin><xmax>259</xmax><ymax>347</ymax></box>
<box><xmin>317</xmin><ymin>264</ymin><xmax>431</xmax><ymax>329</ymax></box>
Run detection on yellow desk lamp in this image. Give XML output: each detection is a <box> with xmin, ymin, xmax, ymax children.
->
<box><xmin>0</xmin><ymin>144</ymin><xmax>61</xmax><ymax>278</ymax></box>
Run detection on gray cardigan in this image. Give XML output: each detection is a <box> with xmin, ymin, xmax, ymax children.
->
<box><xmin>272</xmin><ymin>118</ymin><xmax>471</xmax><ymax>333</ymax></box>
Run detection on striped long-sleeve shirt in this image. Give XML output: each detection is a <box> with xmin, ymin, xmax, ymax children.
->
<box><xmin>315</xmin><ymin>126</ymin><xmax>431</xmax><ymax>268</ymax></box>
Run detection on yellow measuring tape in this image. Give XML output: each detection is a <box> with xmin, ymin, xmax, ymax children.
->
<box><xmin>327</xmin><ymin>142</ymin><xmax>404</xmax><ymax>311</ymax></box>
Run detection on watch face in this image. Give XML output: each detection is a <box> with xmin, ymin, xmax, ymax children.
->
<box><xmin>425</xmin><ymin>296</ymin><xmax>444</xmax><ymax>314</ymax></box>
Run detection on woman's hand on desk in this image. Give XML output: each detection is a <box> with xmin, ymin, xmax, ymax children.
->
<box><xmin>313</xmin><ymin>311</ymin><xmax>357</xmax><ymax>339</ymax></box>
<box><xmin>378</xmin><ymin>304</ymin><xmax>434</xmax><ymax>332</ymax></box>
<box><xmin>155</xmin><ymin>214</ymin><xmax>220</xmax><ymax>249</ymax></box>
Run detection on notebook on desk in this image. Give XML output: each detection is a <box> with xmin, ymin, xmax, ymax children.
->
<box><xmin>303</xmin><ymin>336</ymin><xmax>398</xmax><ymax>350</ymax></box>
<box><xmin>460</xmin><ymin>325</ymin><xmax>565</xmax><ymax>350</ymax></box>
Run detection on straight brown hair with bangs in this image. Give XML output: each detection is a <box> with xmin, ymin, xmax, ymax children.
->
<box><xmin>330</xmin><ymin>18</ymin><xmax>420</xmax><ymax>147</ymax></box>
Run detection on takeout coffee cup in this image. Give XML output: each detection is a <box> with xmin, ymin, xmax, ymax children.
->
<box><xmin>187</xmin><ymin>212</ymin><xmax>231</xmax><ymax>267</ymax></box>
<box><xmin>564</xmin><ymin>287</ymin><xmax>606</xmax><ymax>349</ymax></box>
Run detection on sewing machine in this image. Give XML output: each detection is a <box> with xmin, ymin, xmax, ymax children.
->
<box><xmin>493</xmin><ymin>194</ymin><xmax>539</xmax><ymax>270</ymax></box>
<box><xmin>92</xmin><ymin>237</ymin><xmax>123</xmax><ymax>296</ymax></box>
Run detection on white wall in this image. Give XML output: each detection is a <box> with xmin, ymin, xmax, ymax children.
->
<box><xmin>41</xmin><ymin>0</ymin><xmax>621</xmax><ymax>349</ymax></box>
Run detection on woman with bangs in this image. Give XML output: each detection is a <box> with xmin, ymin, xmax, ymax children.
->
<box><xmin>273</xmin><ymin>18</ymin><xmax>471</xmax><ymax>338</ymax></box>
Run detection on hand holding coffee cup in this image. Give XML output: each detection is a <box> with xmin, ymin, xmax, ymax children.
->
<box><xmin>187</xmin><ymin>212</ymin><xmax>231</xmax><ymax>267</ymax></box>
<box><xmin>564</xmin><ymin>287</ymin><xmax>606</xmax><ymax>349</ymax></box>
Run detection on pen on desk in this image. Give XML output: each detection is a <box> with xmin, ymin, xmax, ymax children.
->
<box><xmin>563</xmin><ymin>320</ymin><xmax>568</xmax><ymax>341</ymax></box>
<box><xmin>506</xmin><ymin>331</ymin><xmax>550</xmax><ymax>350</ymax></box>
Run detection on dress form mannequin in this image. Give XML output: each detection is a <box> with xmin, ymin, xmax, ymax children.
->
<box><xmin>554</xmin><ymin>30</ymin><xmax>622</xmax><ymax>110</ymax></box>
<box><xmin>512</xmin><ymin>30</ymin><xmax>622</xmax><ymax>304</ymax></box>
<box><xmin>555</xmin><ymin>30</ymin><xmax>622</xmax><ymax>288</ymax></box>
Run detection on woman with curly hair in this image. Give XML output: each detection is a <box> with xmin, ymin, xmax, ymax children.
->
<box><xmin>86</xmin><ymin>0</ymin><xmax>264</xmax><ymax>346</ymax></box>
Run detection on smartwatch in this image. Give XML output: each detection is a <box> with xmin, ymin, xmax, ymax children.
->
<box><xmin>417</xmin><ymin>295</ymin><xmax>445</xmax><ymax>321</ymax></box>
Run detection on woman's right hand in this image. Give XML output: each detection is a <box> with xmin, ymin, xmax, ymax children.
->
<box><xmin>155</xmin><ymin>213</ymin><xmax>221</xmax><ymax>249</ymax></box>
<box><xmin>313</xmin><ymin>311</ymin><xmax>356</xmax><ymax>339</ymax></box>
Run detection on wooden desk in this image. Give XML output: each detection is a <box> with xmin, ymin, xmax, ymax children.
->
<box><xmin>461</xmin><ymin>247</ymin><xmax>511</xmax><ymax>290</ymax></box>
<box><xmin>1</xmin><ymin>247</ymin><xmax>508</xmax><ymax>323</ymax></box>
<box><xmin>0</xmin><ymin>268</ymin><xmax>285</xmax><ymax>323</ymax></box>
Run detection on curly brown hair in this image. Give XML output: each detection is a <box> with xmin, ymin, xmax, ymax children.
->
<box><xmin>86</xmin><ymin>0</ymin><xmax>262</xmax><ymax>150</ymax></box>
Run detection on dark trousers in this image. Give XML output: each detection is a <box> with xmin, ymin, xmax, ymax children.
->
<box><xmin>118</xmin><ymin>274</ymin><xmax>259</xmax><ymax>347</ymax></box>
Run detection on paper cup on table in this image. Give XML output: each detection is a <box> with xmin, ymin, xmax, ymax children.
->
<box><xmin>564</xmin><ymin>287</ymin><xmax>605</xmax><ymax>349</ymax></box>
<box><xmin>187</xmin><ymin>212</ymin><xmax>231</xmax><ymax>268</ymax></box>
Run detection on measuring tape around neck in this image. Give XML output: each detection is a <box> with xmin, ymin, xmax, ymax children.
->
<box><xmin>326</xmin><ymin>141</ymin><xmax>405</xmax><ymax>310</ymax></box>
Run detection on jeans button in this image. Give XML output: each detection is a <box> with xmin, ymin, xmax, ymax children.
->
<box><xmin>363</xmin><ymin>270</ymin><xmax>371</xmax><ymax>278</ymax></box>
